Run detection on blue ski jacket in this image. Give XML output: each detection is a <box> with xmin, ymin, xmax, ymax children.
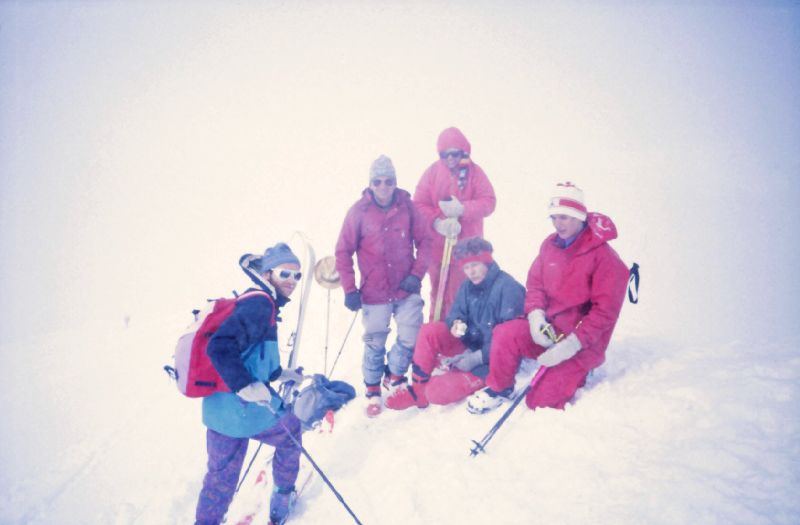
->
<box><xmin>202</xmin><ymin>288</ymin><xmax>289</xmax><ymax>438</ymax></box>
<box><xmin>446</xmin><ymin>262</ymin><xmax>525</xmax><ymax>376</ymax></box>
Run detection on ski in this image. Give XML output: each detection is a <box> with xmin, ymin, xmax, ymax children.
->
<box><xmin>287</xmin><ymin>231</ymin><xmax>316</xmax><ymax>370</ymax></box>
<box><xmin>268</xmin><ymin>464</ymin><xmax>316</xmax><ymax>525</ymax></box>
<box><xmin>229</xmin><ymin>445</ymin><xmax>316</xmax><ymax>525</ymax></box>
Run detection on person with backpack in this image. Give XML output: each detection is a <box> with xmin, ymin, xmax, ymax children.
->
<box><xmin>466</xmin><ymin>182</ymin><xmax>629</xmax><ymax>414</ymax></box>
<box><xmin>413</xmin><ymin>127</ymin><xmax>496</xmax><ymax>321</ymax></box>
<box><xmin>335</xmin><ymin>155</ymin><xmax>432</xmax><ymax>417</ymax></box>
<box><xmin>385</xmin><ymin>237</ymin><xmax>525</xmax><ymax>410</ymax></box>
<box><xmin>194</xmin><ymin>243</ymin><xmax>305</xmax><ymax>525</ymax></box>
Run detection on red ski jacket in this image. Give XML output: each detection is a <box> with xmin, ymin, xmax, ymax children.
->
<box><xmin>525</xmin><ymin>212</ymin><xmax>629</xmax><ymax>370</ymax></box>
<box><xmin>413</xmin><ymin>160</ymin><xmax>495</xmax><ymax>252</ymax></box>
<box><xmin>335</xmin><ymin>188</ymin><xmax>432</xmax><ymax>305</ymax></box>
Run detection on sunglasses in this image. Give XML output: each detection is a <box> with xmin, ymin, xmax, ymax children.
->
<box><xmin>439</xmin><ymin>149</ymin><xmax>464</xmax><ymax>160</ymax></box>
<box><xmin>371</xmin><ymin>178</ymin><xmax>396</xmax><ymax>187</ymax></box>
<box><xmin>274</xmin><ymin>269</ymin><xmax>302</xmax><ymax>281</ymax></box>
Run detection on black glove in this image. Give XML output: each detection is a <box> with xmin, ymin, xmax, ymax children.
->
<box><xmin>399</xmin><ymin>275</ymin><xmax>422</xmax><ymax>294</ymax></box>
<box><xmin>344</xmin><ymin>291</ymin><xmax>362</xmax><ymax>312</ymax></box>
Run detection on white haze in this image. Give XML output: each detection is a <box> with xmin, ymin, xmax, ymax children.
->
<box><xmin>0</xmin><ymin>2</ymin><xmax>798</xmax><ymax>524</ymax></box>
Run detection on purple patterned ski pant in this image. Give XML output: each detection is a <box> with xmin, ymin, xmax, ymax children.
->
<box><xmin>194</xmin><ymin>413</ymin><xmax>302</xmax><ymax>525</ymax></box>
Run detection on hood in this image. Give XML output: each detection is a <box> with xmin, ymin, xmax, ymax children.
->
<box><xmin>546</xmin><ymin>212</ymin><xmax>618</xmax><ymax>254</ymax></box>
<box><xmin>436</xmin><ymin>127</ymin><xmax>471</xmax><ymax>155</ymax></box>
<box><xmin>585</xmin><ymin>212</ymin><xmax>618</xmax><ymax>243</ymax></box>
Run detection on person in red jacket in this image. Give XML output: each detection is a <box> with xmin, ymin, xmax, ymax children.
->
<box><xmin>335</xmin><ymin>155</ymin><xmax>432</xmax><ymax>417</ymax></box>
<box><xmin>467</xmin><ymin>182</ymin><xmax>629</xmax><ymax>414</ymax></box>
<box><xmin>413</xmin><ymin>127</ymin><xmax>496</xmax><ymax>322</ymax></box>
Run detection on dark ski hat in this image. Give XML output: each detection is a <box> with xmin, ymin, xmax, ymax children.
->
<box><xmin>260</xmin><ymin>242</ymin><xmax>301</xmax><ymax>273</ymax></box>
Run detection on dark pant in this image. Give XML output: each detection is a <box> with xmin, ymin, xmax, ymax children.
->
<box><xmin>194</xmin><ymin>413</ymin><xmax>302</xmax><ymax>525</ymax></box>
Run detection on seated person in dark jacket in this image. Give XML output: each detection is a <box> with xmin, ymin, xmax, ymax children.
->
<box><xmin>385</xmin><ymin>237</ymin><xmax>525</xmax><ymax>410</ymax></box>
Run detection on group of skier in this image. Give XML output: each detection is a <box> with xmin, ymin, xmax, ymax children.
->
<box><xmin>191</xmin><ymin>126</ymin><xmax>629</xmax><ymax>525</ymax></box>
<box><xmin>335</xmin><ymin>126</ymin><xmax>629</xmax><ymax>418</ymax></box>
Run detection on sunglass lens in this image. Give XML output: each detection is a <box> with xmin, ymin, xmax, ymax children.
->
<box><xmin>278</xmin><ymin>270</ymin><xmax>301</xmax><ymax>280</ymax></box>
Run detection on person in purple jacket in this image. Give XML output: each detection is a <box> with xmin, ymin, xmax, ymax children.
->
<box><xmin>335</xmin><ymin>155</ymin><xmax>433</xmax><ymax>417</ymax></box>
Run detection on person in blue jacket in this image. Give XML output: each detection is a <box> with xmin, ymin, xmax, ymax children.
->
<box><xmin>194</xmin><ymin>243</ymin><xmax>304</xmax><ymax>525</ymax></box>
<box><xmin>385</xmin><ymin>237</ymin><xmax>525</xmax><ymax>410</ymax></box>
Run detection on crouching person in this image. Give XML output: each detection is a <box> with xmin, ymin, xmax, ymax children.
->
<box><xmin>195</xmin><ymin>243</ymin><xmax>304</xmax><ymax>525</ymax></box>
<box><xmin>467</xmin><ymin>182</ymin><xmax>629</xmax><ymax>414</ymax></box>
<box><xmin>385</xmin><ymin>237</ymin><xmax>525</xmax><ymax>410</ymax></box>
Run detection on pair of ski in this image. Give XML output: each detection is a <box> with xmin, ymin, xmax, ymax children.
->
<box><xmin>229</xmin><ymin>450</ymin><xmax>316</xmax><ymax>525</ymax></box>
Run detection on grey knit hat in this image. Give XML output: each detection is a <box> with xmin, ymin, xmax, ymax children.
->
<box><xmin>369</xmin><ymin>155</ymin><xmax>396</xmax><ymax>183</ymax></box>
<box><xmin>260</xmin><ymin>242</ymin><xmax>301</xmax><ymax>273</ymax></box>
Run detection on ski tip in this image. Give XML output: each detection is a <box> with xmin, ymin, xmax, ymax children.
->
<box><xmin>239</xmin><ymin>253</ymin><xmax>259</xmax><ymax>268</ymax></box>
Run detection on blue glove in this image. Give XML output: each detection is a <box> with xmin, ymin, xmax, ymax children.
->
<box><xmin>399</xmin><ymin>275</ymin><xmax>422</xmax><ymax>294</ymax></box>
<box><xmin>344</xmin><ymin>291</ymin><xmax>362</xmax><ymax>312</ymax></box>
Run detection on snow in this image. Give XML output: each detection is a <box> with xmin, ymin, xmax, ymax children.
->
<box><xmin>1</xmin><ymin>2</ymin><xmax>799</xmax><ymax>525</ymax></box>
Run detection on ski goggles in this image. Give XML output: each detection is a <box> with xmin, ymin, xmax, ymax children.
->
<box><xmin>439</xmin><ymin>149</ymin><xmax>464</xmax><ymax>160</ymax></box>
<box><xmin>274</xmin><ymin>269</ymin><xmax>302</xmax><ymax>281</ymax></box>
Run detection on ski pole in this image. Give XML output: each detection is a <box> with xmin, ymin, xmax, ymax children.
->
<box><xmin>433</xmin><ymin>234</ymin><xmax>457</xmax><ymax>322</ymax></box>
<box><xmin>324</xmin><ymin>288</ymin><xmax>331</xmax><ymax>374</ymax></box>
<box><xmin>470</xmin><ymin>366</ymin><xmax>548</xmax><ymax>457</ymax></box>
<box><xmin>265</xmin><ymin>403</ymin><xmax>364</xmax><ymax>525</ymax></box>
<box><xmin>469</xmin><ymin>320</ymin><xmax>583</xmax><ymax>457</ymax></box>
<box><xmin>327</xmin><ymin>311</ymin><xmax>359</xmax><ymax>379</ymax></box>
<box><xmin>235</xmin><ymin>442</ymin><xmax>263</xmax><ymax>493</ymax></box>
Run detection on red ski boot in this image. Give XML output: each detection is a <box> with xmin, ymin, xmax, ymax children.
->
<box><xmin>385</xmin><ymin>382</ymin><xmax>429</xmax><ymax>410</ymax></box>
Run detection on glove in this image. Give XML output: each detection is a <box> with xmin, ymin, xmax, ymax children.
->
<box><xmin>399</xmin><ymin>275</ymin><xmax>422</xmax><ymax>294</ymax></box>
<box><xmin>433</xmin><ymin>217</ymin><xmax>461</xmax><ymax>238</ymax></box>
<box><xmin>279</xmin><ymin>367</ymin><xmax>304</xmax><ymax>385</ymax></box>
<box><xmin>537</xmin><ymin>333</ymin><xmax>581</xmax><ymax>367</ymax></box>
<box><xmin>450</xmin><ymin>319</ymin><xmax>467</xmax><ymax>338</ymax></box>
<box><xmin>438</xmin><ymin>196</ymin><xmax>465</xmax><ymax>218</ymax></box>
<box><xmin>236</xmin><ymin>381</ymin><xmax>272</xmax><ymax>405</ymax></box>
<box><xmin>449</xmin><ymin>349</ymin><xmax>483</xmax><ymax>372</ymax></box>
<box><xmin>344</xmin><ymin>290</ymin><xmax>362</xmax><ymax>311</ymax></box>
<box><xmin>528</xmin><ymin>309</ymin><xmax>555</xmax><ymax>348</ymax></box>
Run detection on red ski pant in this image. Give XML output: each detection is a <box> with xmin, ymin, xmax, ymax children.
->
<box><xmin>412</xmin><ymin>321</ymin><xmax>485</xmax><ymax>405</ymax></box>
<box><xmin>486</xmin><ymin>319</ymin><xmax>590</xmax><ymax>410</ymax></box>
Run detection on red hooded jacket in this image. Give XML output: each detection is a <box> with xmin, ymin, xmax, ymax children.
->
<box><xmin>525</xmin><ymin>212</ymin><xmax>629</xmax><ymax>370</ymax></box>
<box><xmin>335</xmin><ymin>188</ymin><xmax>432</xmax><ymax>305</ymax></box>
<box><xmin>412</xmin><ymin>127</ymin><xmax>496</xmax><ymax>258</ymax></box>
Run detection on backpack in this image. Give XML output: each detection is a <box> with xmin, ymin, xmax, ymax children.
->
<box><xmin>165</xmin><ymin>290</ymin><xmax>275</xmax><ymax>398</ymax></box>
<box><xmin>291</xmin><ymin>374</ymin><xmax>356</xmax><ymax>430</ymax></box>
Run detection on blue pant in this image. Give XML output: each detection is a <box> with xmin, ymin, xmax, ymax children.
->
<box><xmin>194</xmin><ymin>413</ymin><xmax>302</xmax><ymax>525</ymax></box>
<box><xmin>360</xmin><ymin>293</ymin><xmax>424</xmax><ymax>385</ymax></box>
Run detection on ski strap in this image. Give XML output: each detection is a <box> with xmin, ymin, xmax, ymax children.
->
<box><xmin>627</xmin><ymin>262</ymin><xmax>640</xmax><ymax>304</ymax></box>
